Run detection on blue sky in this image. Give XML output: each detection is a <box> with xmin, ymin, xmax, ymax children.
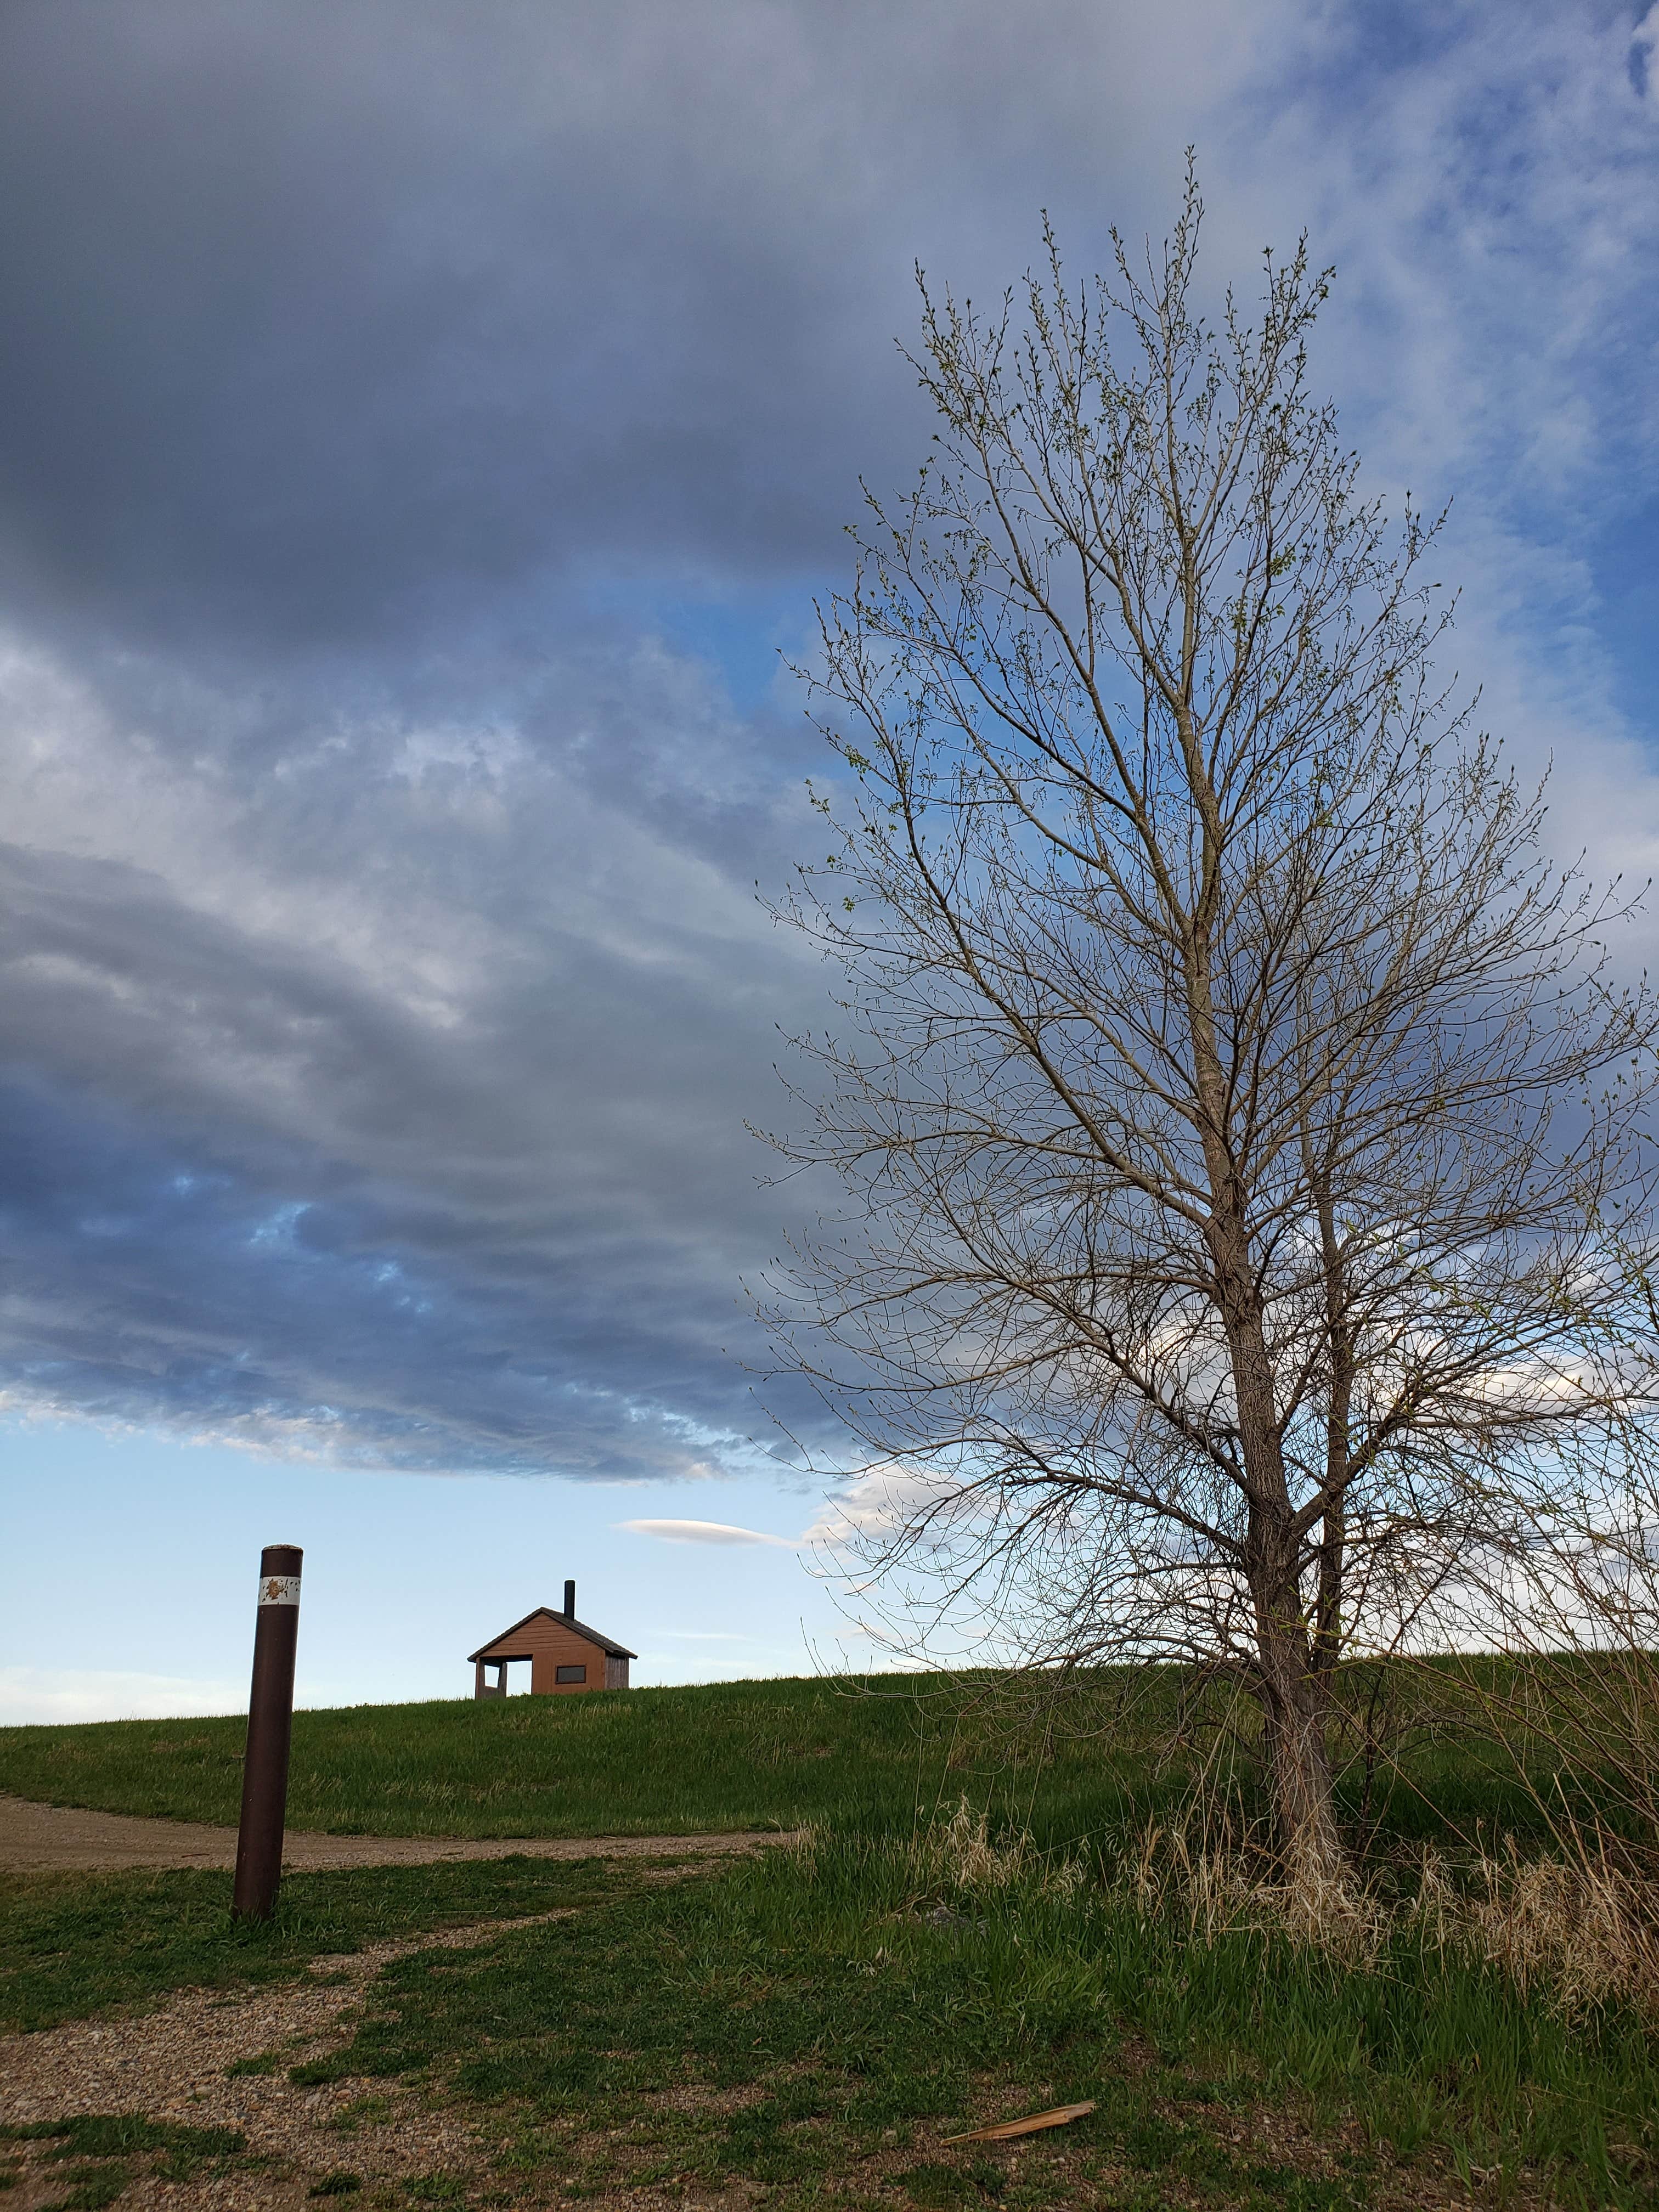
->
<box><xmin>1</xmin><ymin>0</ymin><xmax>1655</xmax><ymax>1722</ymax></box>
<box><xmin>3</xmin><ymin>1420</ymin><xmax>849</xmax><ymax>1720</ymax></box>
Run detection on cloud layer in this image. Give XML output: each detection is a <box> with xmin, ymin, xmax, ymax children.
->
<box><xmin>0</xmin><ymin>0</ymin><xmax>1653</xmax><ymax>1481</ymax></box>
<box><xmin>620</xmin><ymin>1520</ymin><xmax>800</xmax><ymax>1548</ymax></box>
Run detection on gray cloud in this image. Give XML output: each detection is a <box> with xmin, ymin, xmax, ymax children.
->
<box><xmin>0</xmin><ymin>630</ymin><xmax>834</xmax><ymax>1475</ymax></box>
<box><xmin>0</xmin><ymin>0</ymin><xmax>1652</xmax><ymax>1482</ymax></box>
<box><xmin>0</xmin><ymin>0</ymin><xmax>1276</xmax><ymax>1479</ymax></box>
<box><xmin>0</xmin><ymin>0</ymin><xmax>1255</xmax><ymax>656</ymax></box>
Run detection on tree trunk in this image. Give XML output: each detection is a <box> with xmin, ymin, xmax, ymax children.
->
<box><xmin>1186</xmin><ymin>889</ymin><xmax>1347</xmax><ymax>1880</ymax></box>
<box><xmin>1201</xmin><ymin>1184</ymin><xmax>1346</xmax><ymax>1879</ymax></box>
<box><xmin>1255</xmin><ymin>1614</ymin><xmax>1342</xmax><ymax>1883</ymax></box>
<box><xmin>1311</xmin><ymin>1166</ymin><xmax>1352</xmax><ymax>1683</ymax></box>
<box><xmin>1242</xmin><ymin>1472</ymin><xmax>1345</xmax><ymax>1881</ymax></box>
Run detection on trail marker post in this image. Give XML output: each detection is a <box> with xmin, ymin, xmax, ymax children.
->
<box><xmin>232</xmin><ymin>1542</ymin><xmax>303</xmax><ymax>1922</ymax></box>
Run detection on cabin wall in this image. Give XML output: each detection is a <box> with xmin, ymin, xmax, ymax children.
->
<box><xmin>605</xmin><ymin>1654</ymin><xmax>630</xmax><ymax>1690</ymax></box>
<box><xmin>475</xmin><ymin>1615</ymin><xmax>611</xmax><ymax>1694</ymax></box>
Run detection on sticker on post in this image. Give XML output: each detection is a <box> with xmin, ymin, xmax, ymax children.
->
<box><xmin>259</xmin><ymin>1575</ymin><xmax>302</xmax><ymax>1606</ymax></box>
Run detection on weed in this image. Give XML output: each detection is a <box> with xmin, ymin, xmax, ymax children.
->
<box><xmin>328</xmin><ymin>2096</ymin><xmax>393</xmax><ymax>2135</ymax></box>
<box><xmin>291</xmin><ymin>2059</ymin><xmax>352</xmax><ymax>2086</ymax></box>
<box><xmin>1</xmin><ymin>2119</ymin><xmax>244</xmax><ymax>2163</ymax></box>
<box><xmin>895</xmin><ymin>2160</ymin><xmax>973</xmax><ymax>2205</ymax></box>
<box><xmin>43</xmin><ymin>2162</ymin><xmax>131</xmax><ymax>2211</ymax></box>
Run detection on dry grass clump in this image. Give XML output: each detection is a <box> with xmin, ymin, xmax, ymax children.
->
<box><xmin>781</xmin><ymin>1797</ymin><xmax>1088</xmax><ymax>1903</ymax></box>
<box><xmin>1457</xmin><ymin>1848</ymin><xmax>1659</xmax><ymax>2016</ymax></box>
<box><xmin>1120</xmin><ymin>1822</ymin><xmax>1388</xmax><ymax>1964</ymax></box>
<box><xmin>790</xmin><ymin>1792</ymin><xmax>1659</xmax><ymax>2017</ymax></box>
<box><xmin>909</xmin><ymin>1795</ymin><xmax>1088</xmax><ymax>1898</ymax></box>
<box><xmin>914</xmin><ymin>1796</ymin><xmax>1031</xmax><ymax>1889</ymax></box>
<box><xmin>1122</xmin><ymin>1818</ymin><xmax>1659</xmax><ymax>2015</ymax></box>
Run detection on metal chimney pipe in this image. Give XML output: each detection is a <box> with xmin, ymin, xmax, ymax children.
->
<box><xmin>563</xmin><ymin>1578</ymin><xmax>576</xmax><ymax>1618</ymax></box>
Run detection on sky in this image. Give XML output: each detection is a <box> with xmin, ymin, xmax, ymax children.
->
<box><xmin>1</xmin><ymin>0</ymin><xmax>1656</xmax><ymax>1723</ymax></box>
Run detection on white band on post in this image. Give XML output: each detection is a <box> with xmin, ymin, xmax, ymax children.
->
<box><xmin>258</xmin><ymin>1575</ymin><xmax>302</xmax><ymax>1606</ymax></box>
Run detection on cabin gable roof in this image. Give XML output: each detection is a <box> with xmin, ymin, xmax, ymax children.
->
<box><xmin>467</xmin><ymin>1604</ymin><xmax>637</xmax><ymax>1663</ymax></box>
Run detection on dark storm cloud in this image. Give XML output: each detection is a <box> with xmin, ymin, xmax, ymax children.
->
<box><xmin>0</xmin><ymin>0</ymin><xmax>1223</xmax><ymax>653</ymax></box>
<box><xmin>0</xmin><ymin>0</ymin><xmax>1272</xmax><ymax>1474</ymax></box>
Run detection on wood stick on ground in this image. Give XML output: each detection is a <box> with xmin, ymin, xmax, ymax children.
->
<box><xmin>940</xmin><ymin>2100</ymin><xmax>1097</xmax><ymax>2145</ymax></box>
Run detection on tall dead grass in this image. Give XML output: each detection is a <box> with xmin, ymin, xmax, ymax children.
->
<box><xmin>905</xmin><ymin>1793</ymin><xmax>1088</xmax><ymax>1898</ymax></box>
<box><xmin>828</xmin><ymin>1792</ymin><xmax>1659</xmax><ymax>2017</ymax></box>
<box><xmin>1458</xmin><ymin>1848</ymin><xmax>1659</xmax><ymax>2015</ymax></box>
<box><xmin>1119</xmin><ymin>1818</ymin><xmax>1659</xmax><ymax>2016</ymax></box>
<box><xmin>1120</xmin><ymin>1819</ymin><xmax>1389</xmax><ymax>1962</ymax></box>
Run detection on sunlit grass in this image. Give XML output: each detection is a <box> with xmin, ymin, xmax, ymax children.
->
<box><xmin>7</xmin><ymin>1664</ymin><xmax>1659</xmax><ymax>2207</ymax></box>
<box><xmin>298</xmin><ymin>1826</ymin><xmax>1659</xmax><ymax>2209</ymax></box>
<box><xmin>0</xmin><ymin>1662</ymin><xmax>1583</xmax><ymax>1844</ymax></box>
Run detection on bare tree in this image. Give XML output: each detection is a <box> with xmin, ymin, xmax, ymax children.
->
<box><xmin>760</xmin><ymin>170</ymin><xmax>1659</xmax><ymax>1881</ymax></box>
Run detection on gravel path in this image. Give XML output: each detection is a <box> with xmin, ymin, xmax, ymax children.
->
<box><xmin>0</xmin><ymin>1799</ymin><xmax>788</xmax><ymax>2208</ymax></box>
<box><xmin>0</xmin><ymin>1793</ymin><xmax>785</xmax><ymax>1872</ymax></box>
<box><xmin>0</xmin><ymin>1913</ymin><xmax>565</xmax><ymax>2212</ymax></box>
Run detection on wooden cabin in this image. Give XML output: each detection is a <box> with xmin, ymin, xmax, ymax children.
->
<box><xmin>469</xmin><ymin>1581</ymin><xmax>635</xmax><ymax>1697</ymax></box>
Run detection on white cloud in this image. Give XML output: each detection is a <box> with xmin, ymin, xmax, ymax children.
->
<box><xmin>802</xmin><ymin>1463</ymin><xmax>963</xmax><ymax>1553</ymax></box>
<box><xmin>0</xmin><ymin>1666</ymin><xmax>242</xmax><ymax>1725</ymax></box>
<box><xmin>618</xmin><ymin>1517</ymin><xmax>800</xmax><ymax>1547</ymax></box>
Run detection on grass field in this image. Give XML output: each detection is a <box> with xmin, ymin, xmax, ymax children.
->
<box><xmin>0</xmin><ymin>1662</ymin><xmax>1572</xmax><ymax>1846</ymax></box>
<box><xmin>10</xmin><ymin>1825</ymin><xmax>1658</xmax><ymax>2207</ymax></box>
<box><xmin>0</xmin><ymin>1854</ymin><xmax>653</xmax><ymax>2034</ymax></box>
<box><xmin>0</xmin><ymin>1672</ymin><xmax>1201</xmax><ymax>1841</ymax></box>
<box><xmin>5</xmin><ymin>1667</ymin><xmax>1656</xmax><ymax>2210</ymax></box>
<box><xmin>301</xmin><ymin>1827</ymin><xmax>1659</xmax><ymax>2211</ymax></box>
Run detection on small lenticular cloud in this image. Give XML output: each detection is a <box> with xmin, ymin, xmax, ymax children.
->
<box><xmin>618</xmin><ymin>1517</ymin><xmax>800</xmax><ymax>1548</ymax></box>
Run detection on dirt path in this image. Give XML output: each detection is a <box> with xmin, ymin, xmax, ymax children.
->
<box><xmin>0</xmin><ymin>1792</ymin><xmax>789</xmax><ymax>1873</ymax></box>
<box><xmin>0</xmin><ymin>1912</ymin><xmax>567</xmax><ymax>2212</ymax></box>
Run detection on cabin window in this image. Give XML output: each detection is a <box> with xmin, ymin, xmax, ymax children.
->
<box><xmin>555</xmin><ymin>1663</ymin><xmax>586</xmax><ymax>1684</ymax></box>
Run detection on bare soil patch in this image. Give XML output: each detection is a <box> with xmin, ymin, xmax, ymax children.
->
<box><xmin>0</xmin><ymin>1916</ymin><xmax>551</xmax><ymax>2212</ymax></box>
<box><xmin>0</xmin><ymin>1795</ymin><xmax>789</xmax><ymax>1874</ymax></box>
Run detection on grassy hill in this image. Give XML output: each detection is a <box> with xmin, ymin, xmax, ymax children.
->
<box><xmin>0</xmin><ymin>1662</ymin><xmax>1561</xmax><ymax>1846</ymax></box>
<box><xmin>7</xmin><ymin>1666</ymin><xmax>1655</xmax><ymax>2207</ymax></box>
<box><xmin>0</xmin><ymin>1673</ymin><xmax>1149</xmax><ymax>1839</ymax></box>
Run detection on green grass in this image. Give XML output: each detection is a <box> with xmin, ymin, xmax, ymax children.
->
<box><xmin>0</xmin><ymin>1673</ymin><xmax>1139</xmax><ymax>1838</ymax></box>
<box><xmin>0</xmin><ymin>2118</ymin><xmax>249</xmax><ymax>2212</ymax></box>
<box><xmin>0</xmin><ymin>1663</ymin><xmax>1578</xmax><ymax>1846</ymax></box>
<box><xmin>292</xmin><ymin>1831</ymin><xmax>1659</xmax><ymax>2210</ymax></box>
<box><xmin>0</xmin><ymin>1853</ymin><xmax>659</xmax><ymax>2033</ymax></box>
<box><xmin>7</xmin><ymin>1666</ymin><xmax>1655</xmax><ymax>2208</ymax></box>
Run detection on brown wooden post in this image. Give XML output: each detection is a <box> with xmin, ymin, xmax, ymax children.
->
<box><xmin>232</xmin><ymin>1543</ymin><xmax>303</xmax><ymax>1921</ymax></box>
